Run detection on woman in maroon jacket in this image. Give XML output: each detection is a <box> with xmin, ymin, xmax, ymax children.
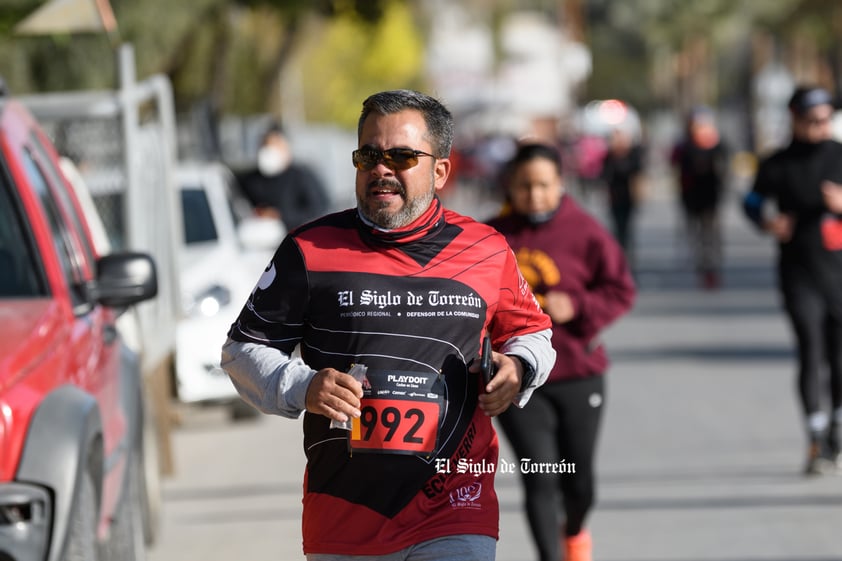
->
<box><xmin>487</xmin><ymin>143</ymin><xmax>636</xmax><ymax>561</ymax></box>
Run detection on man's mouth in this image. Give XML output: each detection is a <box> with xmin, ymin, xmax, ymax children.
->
<box><xmin>369</xmin><ymin>180</ymin><xmax>404</xmax><ymax>199</ymax></box>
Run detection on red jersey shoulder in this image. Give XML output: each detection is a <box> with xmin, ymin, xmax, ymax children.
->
<box><xmin>291</xmin><ymin>210</ymin><xmax>375</xmax><ymax>272</ymax></box>
<box><xmin>444</xmin><ymin>209</ymin><xmax>511</xmax><ymax>250</ymax></box>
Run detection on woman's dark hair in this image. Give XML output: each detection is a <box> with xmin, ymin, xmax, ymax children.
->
<box><xmin>500</xmin><ymin>142</ymin><xmax>565</xmax><ymax>223</ymax></box>
<box><xmin>507</xmin><ymin>143</ymin><xmax>562</xmax><ymax>172</ymax></box>
<box><xmin>500</xmin><ymin>143</ymin><xmax>563</xmax><ymax>190</ymax></box>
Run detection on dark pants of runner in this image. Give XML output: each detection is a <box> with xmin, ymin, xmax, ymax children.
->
<box><xmin>496</xmin><ymin>376</ymin><xmax>604</xmax><ymax>561</ymax></box>
<box><xmin>683</xmin><ymin>206</ymin><xmax>721</xmax><ymax>274</ymax></box>
<box><xmin>610</xmin><ymin>203</ymin><xmax>634</xmax><ymax>260</ymax></box>
<box><xmin>780</xmin><ymin>261</ymin><xmax>842</xmax><ymax>446</ymax></box>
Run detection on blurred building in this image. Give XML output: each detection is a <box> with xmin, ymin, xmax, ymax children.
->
<box><xmin>424</xmin><ymin>1</ymin><xmax>591</xmax><ymax>143</ymax></box>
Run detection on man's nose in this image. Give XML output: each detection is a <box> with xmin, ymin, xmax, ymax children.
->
<box><xmin>369</xmin><ymin>160</ymin><xmax>396</xmax><ymax>176</ymax></box>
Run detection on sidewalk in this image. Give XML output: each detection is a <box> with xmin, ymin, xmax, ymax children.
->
<box><xmin>495</xmin><ymin>185</ymin><xmax>842</xmax><ymax>561</ymax></box>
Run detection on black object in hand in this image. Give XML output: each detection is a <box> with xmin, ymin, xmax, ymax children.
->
<box><xmin>481</xmin><ymin>334</ymin><xmax>496</xmax><ymax>385</ymax></box>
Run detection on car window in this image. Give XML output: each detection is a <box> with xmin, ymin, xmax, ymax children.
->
<box><xmin>181</xmin><ymin>187</ymin><xmax>218</xmax><ymax>244</ymax></box>
<box><xmin>0</xmin><ymin>172</ymin><xmax>47</xmax><ymax>298</ymax></box>
<box><xmin>21</xmin><ymin>148</ymin><xmax>89</xmax><ymax>310</ymax></box>
<box><xmin>30</xmin><ymin>136</ymin><xmax>98</xmax><ymax>269</ymax></box>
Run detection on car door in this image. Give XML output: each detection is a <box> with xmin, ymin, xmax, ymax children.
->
<box><xmin>16</xmin><ymin>130</ymin><xmax>127</xmax><ymax>499</ymax></box>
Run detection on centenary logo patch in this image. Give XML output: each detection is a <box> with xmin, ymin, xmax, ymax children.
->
<box><xmin>449</xmin><ymin>482</ymin><xmax>482</xmax><ymax>509</ymax></box>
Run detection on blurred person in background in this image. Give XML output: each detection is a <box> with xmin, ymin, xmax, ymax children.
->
<box><xmin>222</xmin><ymin>90</ymin><xmax>556</xmax><ymax>560</ymax></box>
<box><xmin>743</xmin><ymin>85</ymin><xmax>842</xmax><ymax>476</ymax></box>
<box><xmin>487</xmin><ymin>143</ymin><xmax>636</xmax><ymax>561</ymax></box>
<box><xmin>670</xmin><ymin>106</ymin><xmax>730</xmax><ymax>289</ymax></box>
<box><xmin>600</xmin><ymin>127</ymin><xmax>645</xmax><ymax>268</ymax></box>
<box><xmin>571</xmin><ymin>133</ymin><xmax>607</xmax><ymax>203</ymax></box>
<box><xmin>241</xmin><ymin>122</ymin><xmax>331</xmax><ymax>230</ymax></box>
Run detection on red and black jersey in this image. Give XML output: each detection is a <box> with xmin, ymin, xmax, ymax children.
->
<box><xmin>229</xmin><ymin>198</ymin><xmax>550</xmax><ymax>554</ymax></box>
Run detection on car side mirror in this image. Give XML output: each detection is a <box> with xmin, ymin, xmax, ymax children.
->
<box><xmin>94</xmin><ymin>252</ymin><xmax>158</xmax><ymax>308</ymax></box>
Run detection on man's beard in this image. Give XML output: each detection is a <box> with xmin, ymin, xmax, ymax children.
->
<box><xmin>359</xmin><ymin>178</ymin><xmax>435</xmax><ymax>229</ymax></box>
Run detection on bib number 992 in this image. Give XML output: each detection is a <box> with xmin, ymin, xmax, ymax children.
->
<box><xmin>350</xmin><ymin>398</ymin><xmax>440</xmax><ymax>454</ymax></box>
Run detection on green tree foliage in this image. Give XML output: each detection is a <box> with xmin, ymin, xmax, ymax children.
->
<box><xmin>149</xmin><ymin>0</ymin><xmax>399</xmax><ymax>118</ymax></box>
<box><xmin>297</xmin><ymin>0</ymin><xmax>425</xmax><ymax>127</ymax></box>
<box><xmin>4</xmin><ymin>0</ymin><xmax>838</xmax><ymax>128</ymax></box>
<box><xmin>0</xmin><ymin>0</ymin><xmax>117</xmax><ymax>94</ymax></box>
<box><xmin>0</xmin><ymin>0</ymin><xmax>404</xmax><ymax>122</ymax></box>
<box><xmin>0</xmin><ymin>0</ymin><xmax>39</xmax><ymax>35</ymax></box>
<box><xmin>584</xmin><ymin>0</ymin><xmax>839</xmax><ymax>111</ymax></box>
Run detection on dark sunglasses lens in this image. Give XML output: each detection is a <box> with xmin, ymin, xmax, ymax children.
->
<box><xmin>353</xmin><ymin>148</ymin><xmax>426</xmax><ymax>170</ymax></box>
<box><xmin>383</xmin><ymin>149</ymin><xmax>418</xmax><ymax>170</ymax></box>
<box><xmin>352</xmin><ymin>149</ymin><xmax>378</xmax><ymax>170</ymax></box>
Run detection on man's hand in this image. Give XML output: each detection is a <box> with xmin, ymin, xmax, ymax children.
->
<box><xmin>305</xmin><ymin>368</ymin><xmax>363</xmax><ymax>423</ymax></box>
<box><xmin>822</xmin><ymin>180</ymin><xmax>842</xmax><ymax>214</ymax></box>
<box><xmin>469</xmin><ymin>352</ymin><xmax>523</xmax><ymax>417</ymax></box>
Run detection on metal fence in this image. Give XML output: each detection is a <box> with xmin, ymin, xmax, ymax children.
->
<box><xmin>19</xmin><ymin>45</ymin><xmax>181</xmax><ymax>380</ymax></box>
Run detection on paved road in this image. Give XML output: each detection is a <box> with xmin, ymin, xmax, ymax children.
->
<box><xmin>147</xmin><ymin>183</ymin><xmax>842</xmax><ymax>561</ymax></box>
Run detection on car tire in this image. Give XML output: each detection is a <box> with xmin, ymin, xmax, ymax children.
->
<box><xmin>62</xmin><ymin>469</ymin><xmax>99</xmax><ymax>561</ymax></box>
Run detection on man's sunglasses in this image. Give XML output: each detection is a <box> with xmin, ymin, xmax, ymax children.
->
<box><xmin>352</xmin><ymin>147</ymin><xmax>436</xmax><ymax>171</ymax></box>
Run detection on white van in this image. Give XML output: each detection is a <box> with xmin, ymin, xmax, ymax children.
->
<box><xmin>174</xmin><ymin>161</ymin><xmax>284</xmax><ymax>419</ymax></box>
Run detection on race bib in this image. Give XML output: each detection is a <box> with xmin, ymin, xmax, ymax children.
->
<box><xmin>349</xmin><ymin>369</ymin><xmax>444</xmax><ymax>456</ymax></box>
<box><xmin>821</xmin><ymin>215</ymin><xmax>842</xmax><ymax>251</ymax></box>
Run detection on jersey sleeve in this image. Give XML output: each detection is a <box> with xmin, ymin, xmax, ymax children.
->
<box><xmin>228</xmin><ymin>234</ymin><xmax>309</xmax><ymax>353</ymax></box>
<box><xmin>222</xmin><ymin>235</ymin><xmax>317</xmax><ymax>417</ymax></box>
<box><xmin>489</xmin><ymin>244</ymin><xmax>555</xmax><ymax>405</ymax></box>
<box><xmin>490</xmin><ymin>245</ymin><xmax>553</xmax><ymax>344</ymax></box>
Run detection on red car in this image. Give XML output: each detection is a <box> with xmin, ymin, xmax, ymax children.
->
<box><xmin>0</xmin><ymin>94</ymin><xmax>157</xmax><ymax>559</ymax></box>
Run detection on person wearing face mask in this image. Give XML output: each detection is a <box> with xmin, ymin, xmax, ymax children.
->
<box><xmin>743</xmin><ymin>85</ymin><xmax>842</xmax><ymax>475</ymax></box>
<box><xmin>242</xmin><ymin>122</ymin><xmax>331</xmax><ymax>231</ymax></box>
<box><xmin>220</xmin><ymin>90</ymin><xmax>556</xmax><ymax>560</ymax></box>
<box><xmin>486</xmin><ymin>143</ymin><xmax>636</xmax><ymax>561</ymax></box>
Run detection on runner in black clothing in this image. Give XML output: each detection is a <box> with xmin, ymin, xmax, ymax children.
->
<box><xmin>601</xmin><ymin>127</ymin><xmax>645</xmax><ymax>268</ymax></box>
<box><xmin>743</xmin><ymin>85</ymin><xmax>842</xmax><ymax>475</ymax></box>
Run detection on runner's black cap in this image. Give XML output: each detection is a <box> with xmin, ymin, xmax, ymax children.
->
<box><xmin>788</xmin><ymin>86</ymin><xmax>834</xmax><ymax>115</ymax></box>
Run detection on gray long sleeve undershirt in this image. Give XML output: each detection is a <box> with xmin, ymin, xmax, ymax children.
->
<box><xmin>221</xmin><ymin>327</ymin><xmax>556</xmax><ymax>418</ymax></box>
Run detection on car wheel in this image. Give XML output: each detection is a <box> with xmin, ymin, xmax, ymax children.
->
<box><xmin>62</xmin><ymin>469</ymin><xmax>99</xmax><ymax>561</ymax></box>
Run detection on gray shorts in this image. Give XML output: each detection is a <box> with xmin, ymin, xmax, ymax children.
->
<box><xmin>305</xmin><ymin>534</ymin><xmax>496</xmax><ymax>561</ymax></box>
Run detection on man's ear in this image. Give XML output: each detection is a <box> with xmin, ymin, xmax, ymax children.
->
<box><xmin>433</xmin><ymin>158</ymin><xmax>452</xmax><ymax>192</ymax></box>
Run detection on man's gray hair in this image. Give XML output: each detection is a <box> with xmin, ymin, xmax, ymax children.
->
<box><xmin>357</xmin><ymin>89</ymin><xmax>454</xmax><ymax>158</ymax></box>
